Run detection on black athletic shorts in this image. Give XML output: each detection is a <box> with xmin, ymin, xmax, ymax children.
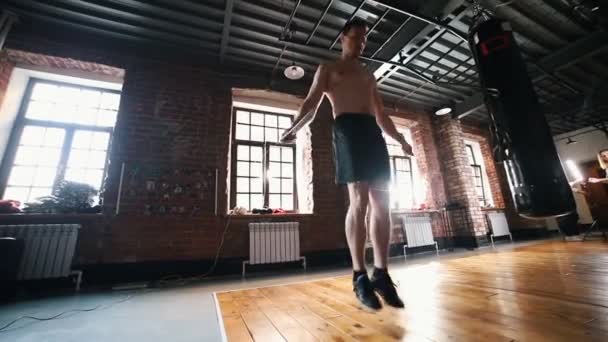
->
<box><xmin>333</xmin><ymin>113</ymin><xmax>391</xmax><ymax>184</ymax></box>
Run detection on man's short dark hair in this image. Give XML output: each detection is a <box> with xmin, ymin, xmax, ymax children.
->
<box><xmin>342</xmin><ymin>18</ymin><xmax>368</xmax><ymax>34</ymax></box>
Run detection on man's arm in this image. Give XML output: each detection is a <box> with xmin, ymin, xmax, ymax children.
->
<box><xmin>372</xmin><ymin>82</ymin><xmax>413</xmax><ymax>155</ymax></box>
<box><xmin>280</xmin><ymin>64</ymin><xmax>328</xmax><ymax>142</ymax></box>
<box><xmin>588</xmin><ymin>177</ymin><xmax>608</xmax><ymax>184</ymax></box>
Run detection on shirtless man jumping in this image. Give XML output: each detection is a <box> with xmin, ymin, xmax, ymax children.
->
<box><xmin>280</xmin><ymin>18</ymin><xmax>413</xmax><ymax>310</ymax></box>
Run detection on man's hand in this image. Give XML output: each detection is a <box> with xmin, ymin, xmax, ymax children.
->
<box><xmin>401</xmin><ymin>140</ymin><xmax>413</xmax><ymax>157</ymax></box>
<box><xmin>280</xmin><ymin>129</ymin><xmax>297</xmax><ymax>144</ymax></box>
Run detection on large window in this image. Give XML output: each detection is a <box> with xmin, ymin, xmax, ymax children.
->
<box><xmin>465</xmin><ymin>142</ymin><xmax>492</xmax><ymax>207</ymax></box>
<box><xmin>232</xmin><ymin>108</ymin><xmax>295</xmax><ymax>211</ymax></box>
<box><xmin>384</xmin><ymin>129</ymin><xmax>415</xmax><ymax>209</ymax></box>
<box><xmin>0</xmin><ymin>79</ymin><xmax>120</xmax><ymax>205</ymax></box>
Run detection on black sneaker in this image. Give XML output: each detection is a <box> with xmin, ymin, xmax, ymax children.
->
<box><xmin>370</xmin><ymin>271</ymin><xmax>404</xmax><ymax>308</ymax></box>
<box><xmin>353</xmin><ymin>274</ymin><xmax>382</xmax><ymax>310</ymax></box>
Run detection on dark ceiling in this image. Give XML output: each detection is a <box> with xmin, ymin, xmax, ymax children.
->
<box><xmin>2</xmin><ymin>0</ymin><xmax>607</xmax><ymax>135</ymax></box>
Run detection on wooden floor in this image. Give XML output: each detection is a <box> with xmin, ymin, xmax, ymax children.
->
<box><xmin>216</xmin><ymin>241</ymin><xmax>608</xmax><ymax>341</ymax></box>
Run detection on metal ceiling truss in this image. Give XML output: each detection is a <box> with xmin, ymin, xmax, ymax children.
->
<box><xmin>3</xmin><ymin>0</ymin><xmax>607</xmax><ymax>134</ymax></box>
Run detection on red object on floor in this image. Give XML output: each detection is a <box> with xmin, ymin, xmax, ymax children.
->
<box><xmin>0</xmin><ymin>200</ymin><xmax>22</xmax><ymax>213</ymax></box>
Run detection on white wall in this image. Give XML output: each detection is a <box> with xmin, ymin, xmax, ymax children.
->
<box><xmin>554</xmin><ymin>126</ymin><xmax>608</xmax><ymax>165</ymax></box>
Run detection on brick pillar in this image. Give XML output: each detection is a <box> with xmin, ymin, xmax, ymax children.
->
<box><xmin>433</xmin><ymin>115</ymin><xmax>487</xmax><ymax>247</ymax></box>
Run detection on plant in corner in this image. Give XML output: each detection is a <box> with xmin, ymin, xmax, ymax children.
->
<box><xmin>23</xmin><ymin>181</ymin><xmax>100</xmax><ymax>214</ymax></box>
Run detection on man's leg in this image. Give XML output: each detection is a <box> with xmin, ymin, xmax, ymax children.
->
<box><xmin>346</xmin><ymin>182</ymin><xmax>381</xmax><ymax>310</ymax></box>
<box><xmin>368</xmin><ymin>183</ymin><xmax>391</xmax><ymax>269</ymax></box>
<box><xmin>369</xmin><ymin>181</ymin><xmax>404</xmax><ymax>308</ymax></box>
<box><xmin>345</xmin><ymin>182</ymin><xmax>369</xmax><ymax>272</ymax></box>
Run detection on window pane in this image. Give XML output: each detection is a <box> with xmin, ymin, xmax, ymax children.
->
<box><xmin>269</xmin><ymin>162</ymin><xmax>280</xmax><ymax>178</ymax></box>
<box><xmin>14</xmin><ymin>147</ymin><xmax>39</xmax><ymax>166</ymax></box>
<box><xmin>236</xmin><ymin>124</ymin><xmax>249</xmax><ymax>140</ymax></box>
<box><xmin>65</xmin><ymin>168</ymin><xmax>86</xmax><ymax>184</ymax></box>
<box><xmin>237</xmin><ymin>161</ymin><xmax>249</xmax><ymax>176</ymax></box>
<box><xmin>43</xmin><ymin>128</ymin><xmax>65</xmax><ymax>147</ymax></box>
<box><xmin>265</xmin><ymin>128</ymin><xmax>278</xmax><ymax>142</ymax></box>
<box><xmin>67</xmin><ymin>149</ymin><xmax>89</xmax><ymax>168</ymax></box>
<box><xmin>282</xmin><ymin>179</ymin><xmax>293</xmax><ymax>193</ymax></box>
<box><xmin>31</xmin><ymin>83</ymin><xmax>58</xmax><ymax>101</ymax></box>
<box><xmin>236</xmin><ymin>194</ymin><xmax>249</xmax><ymax>209</ymax></box>
<box><xmin>57</xmin><ymin>86</ymin><xmax>81</xmax><ymax>104</ymax></box>
<box><xmin>29</xmin><ymin>187</ymin><xmax>52</xmax><ymax>202</ymax></box>
<box><xmin>466</xmin><ymin>146</ymin><xmax>475</xmax><ymax>164</ymax></box>
<box><xmin>55</xmin><ymin>103</ymin><xmax>76</xmax><ymax>123</ymax></box>
<box><xmin>250</xmin><ymin>178</ymin><xmax>263</xmax><ymax>193</ymax></box>
<box><xmin>33</xmin><ymin>167</ymin><xmax>57</xmax><ymax>187</ymax></box>
<box><xmin>88</xmin><ymin>151</ymin><xmax>107</xmax><ymax>169</ymax></box>
<box><xmin>278</xmin><ymin>116</ymin><xmax>291</xmax><ymax>129</ymax></box>
<box><xmin>251</xmin><ymin>126</ymin><xmax>264</xmax><ymax>142</ymax></box>
<box><xmin>85</xmin><ymin>169</ymin><xmax>103</xmax><ymax>188</ymax></box>
<box><xmin>269</xmin><ymin>194</ymin><xmax>281</xmax><ymax>209</ymax></box>
<box><xmin>236</xmin><ymin>177</ymin><xmax>249</xmax><ymax>193</ymax></box>
<box><xmin>25</xmin><ymin>101</ymin><xmax>53</xmax><ymax>120</ymax></box>
<box><xmin>265</xmin><ymin>115</ymin><xmax>278</xmax><ymax>127</ymax></box>
<box><xmin>91</xmin><ymin>132</ymin><xmax>110</xmax><ymax>150</ymax></box>
<box><xmin>269</xmin><ymin>146</ymin><xmax>281</xmax><ymax>161</ymax></box>
<box><xmin>97</xmin><ymin>110</ymin><xmax>117</xmax><ymax>127</ymax></box>
<box><xmin>250</xmin><ymin>194</ymin><xmax>264</xmax><ymax>209</ymax></box>
<box><xmin>282</xmin><ymin>163</ymin><xmax>293</xmax><ymax>178</ymax></box>
<box><xmin>282</xmin><ymin>195</ymin><xmax>293</xmax><ymax>210</ymax></box>
<box><xmin>8</xmin><ymin>166</ymin><xmax>36</xmax><ymax>186</ymax></box>
<box><xmin>237</xmin><ymin>145</ymin><xmax>250</xmax><ymax>161</ymax></box>
<box><xmin>79</xmin><ymin>89</ymin><xmax>101</xmax><ymax>108</ymax></box>
<box><xmin>100</xmin><ymin>92</ymin><xmax>120</xmax><ymax>110</ymax></box>
<box><xmin>75</xmin><ymin>108</ymin><xmax>98</xmax><ymax>126</ymax></box>
<box><xmin>250</xmin><ymin>162</ymin><xmax>263</xmax><ymax>177</ymax></box>
<box><xmin>269</xmin><ymin>177</ymin><xmax>280</xmax><ymax>193</ymax></box>
<box><xmin>20</xmin><ymin>126</ymin><xmax>45</xmax><ymax>146</ymax></box>
<box><xmin>281</xmin><ymin>147</ymin><xmax>293</xmax><ymax>162</ymax></box>
<box><xmin>38</xmin><ymin>147</ymin><xmax>62</xmax><ymax>166</ymax></box>
<box><xmin>251</xmin><ymin>113</ymin><xmax>264</xmax><ymax>125</ymax></box>
<box><xmin>72</xmin><ymin>131</ymin><xmax>93</xmax><ymax>149</ymax></box>
<box><xmin>3</xmin><ymin>186</ymin><xmax>29</xmax><ymax>203</ymax></box>
<box><xmin>250</xmin><ymin>146</ymin><xmax>263</xmax><ymax>161</ymax></box>
<box><xmin>236</xmin><ymin>110</ymin><xmax>250</xmax><ymax>124</ymax></box>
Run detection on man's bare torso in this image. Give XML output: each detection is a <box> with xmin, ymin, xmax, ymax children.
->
<box><xmin>323</xmin><ymin>59</ymin><xmax>376</xmax><ymax>118</ymax></box>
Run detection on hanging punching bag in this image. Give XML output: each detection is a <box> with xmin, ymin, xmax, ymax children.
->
<box><xmin>468</xmin><ymin>16</ymin><xmax>576</xmax><ymax>219</ymax></box>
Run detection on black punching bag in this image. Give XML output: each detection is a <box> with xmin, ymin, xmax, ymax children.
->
<box><xmin>468</xmin><ymin>17</ymin><xmax>575</xmax><ymax>219</ymax></box>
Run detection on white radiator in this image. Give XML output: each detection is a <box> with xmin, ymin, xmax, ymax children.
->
<box><xmin>486</xmin><ymin>212</ymin><xmax>513</xmax><ymax>247</ymax></box>
<box><xmin>401</xmin><ymin>214</ymin><xmax>438</xmax><ymax>257</ymax></box>
<box><xmin>243</xmin><ymin>222</ymin><xmax>306</xmax><ymax>276</ymax></box>
<box><xmin>0</xmin><ymin>224</ymin><xmax>83</xmax><ymax>290</ymax></box>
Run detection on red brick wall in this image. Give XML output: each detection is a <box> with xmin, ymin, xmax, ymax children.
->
<box><xmin>2</xmin><ymin>27</ymin><xmax>523</xmax><ymax>267</ymax></box>
<box><xmin>432</xmin><ymin>116</ymin><xmax>487</xmax><ymax>237</ymax></box>
<box><xmin>0</xmin><ymin>52</ymin><xmax>15</xmax><ymax>110</ymax></box>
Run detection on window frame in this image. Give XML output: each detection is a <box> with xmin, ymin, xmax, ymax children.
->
<box><xmin>465</xmin><ymin>143</ymin><xmax>488</xmax><ymax>206</ymax></box>
<box><xmin>230</xmin><ymin>107</ymin><xmax>297</xmax><ymax>212</ymax></box>
<box><xmin>389</xmin><ymin>155</ymin><xmax>414</xmax><ymax>210</ymax></box>
<box><xmin>0</xmin><ymin>78</ymin><xmax>118</xmax><ymax>202</ymax></box>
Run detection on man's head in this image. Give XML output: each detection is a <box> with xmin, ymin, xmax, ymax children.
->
<box><xmin>340</xmin><ymin>18</ymin><xmax>368</xmax><ymax>57</ymax></box>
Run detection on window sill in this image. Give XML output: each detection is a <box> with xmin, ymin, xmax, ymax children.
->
<box><xmin>0</xmin><ymin>213</ymin><xmax>105</xmax><ymax>224</ymax></box>
<box><xmin>481</xmin><ymin>207</ymin><xmax>505</xmax><ymax>212</ymax></box>
<box><xmin>224</xmin><ymin>213</ymin><xmax>315</xmax><ymax>219</ymax></box>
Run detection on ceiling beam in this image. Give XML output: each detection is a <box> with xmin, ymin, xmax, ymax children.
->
<box><xmin>453</xmin><ymin>92</ymin><xmax>484</xmax><ymax>119</ymax></box>
<box><xmin>534</xmin><ymin>30</ymin><xmax>608</xmax><ymax>77</ymax></box>
<box><xmin>219</xmin><ymin>0</ymin><xmax>234</xmax><ymax>64</ymax></box>
<box><xmin>453</xmin><ymin>31</ymin><xmax>608</xmax><ymax>119</ymax></box>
